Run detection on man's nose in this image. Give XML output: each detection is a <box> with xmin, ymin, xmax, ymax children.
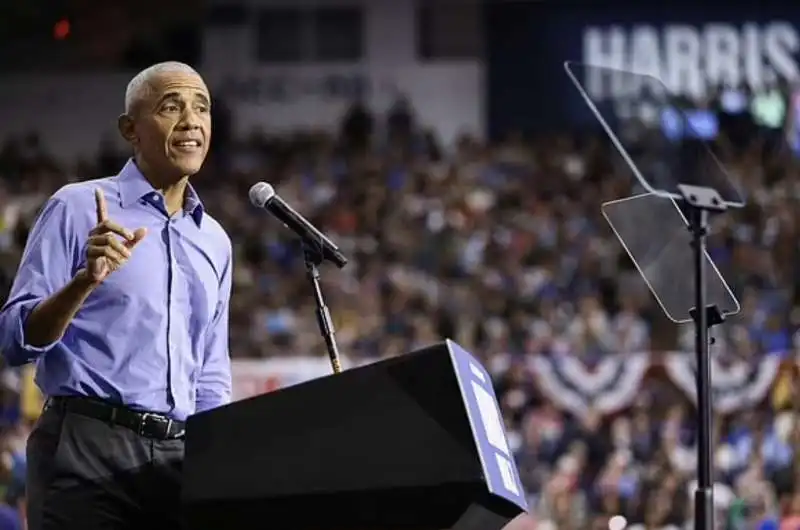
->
<box><xmin>177</xmin><ymin>110</ymin><xmax>202</xmax><ymax>129</ymax></box>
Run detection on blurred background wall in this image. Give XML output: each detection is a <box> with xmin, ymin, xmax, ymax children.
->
<box><xmin>0</xmin><ymin>0</ymin><xmax>484</xmax><ymax>159</ymax></box>
<box><xmin>0</xmin><ymin>1</ymin><xmax>798</xmax><ymax>529</ymax></box>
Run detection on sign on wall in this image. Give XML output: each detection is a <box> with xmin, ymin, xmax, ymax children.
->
<box><xmin>485</xmin><ymin>2</ymin><xmax>800</xmax><ymax>135</ymax></box>
<box><xmin>582</xmin><ymin>22</ymin><xmax>800</xmax><ymax>102</ymax></box>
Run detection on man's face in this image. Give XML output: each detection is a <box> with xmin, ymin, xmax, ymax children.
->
<box><xmin>124</xmin><ymin>70</ymin><xmax>212</xmax><ymax>179</ymax></box>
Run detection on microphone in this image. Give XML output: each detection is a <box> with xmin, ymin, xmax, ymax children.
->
<box><xmin>248</xmin><ymin>182</ymin><xmax>348</xmax><ymax>269</ymax></box>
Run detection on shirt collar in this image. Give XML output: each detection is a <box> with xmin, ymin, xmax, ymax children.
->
<box><xmin>117</xmin><ymin>159</ymin><xmax>204</xmax><ymax>226</ymax></box>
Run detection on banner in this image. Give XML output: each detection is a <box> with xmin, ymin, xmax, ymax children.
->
<box><xmin>234</xmin><ymin>352</ymin><xmax>789</xmax><ymax>417</ymax></box>
<box><xmin>528</xmin><ymin>353</ymin><xmax>651</xmax><ymax>418</ymax></box>
<box><xmin>230</xmin><ymin>356</ymin><xmax>348</xmax><ymax>402</ymax></box>
<box><xmin>662</xmin><ymin>352</ymin><xmax>782</xmax><ymax>413</ymax></box>
<box><xmin>526</xmin><ymin>352</ymin><xmax>787</xmax><ymax>418</ymax></box>
<box><xmin>485</xmin><ymin>2</ymin><xmax>800</xmax><ymax>135</ymax></box>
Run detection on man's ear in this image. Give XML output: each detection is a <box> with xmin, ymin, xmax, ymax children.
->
<box><xmin>117</xmin><ymin>114</ymin><xmax>137</xmax><ymax>144</ymax></box>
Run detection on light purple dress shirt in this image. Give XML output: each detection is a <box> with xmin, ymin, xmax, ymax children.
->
<box><xmin>0</xmin><ymin>160</ymin><xmax>233</xmax><ymax>420</ymax></box>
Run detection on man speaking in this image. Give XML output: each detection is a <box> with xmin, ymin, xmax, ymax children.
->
<box><xmin>0</xmin><ymin>62</ymin><xmax>233</xmax><ymax>529</ymax></box>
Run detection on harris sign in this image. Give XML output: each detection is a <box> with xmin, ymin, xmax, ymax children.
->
<box><xmin>583</xmin><ymin>22</ymin><xmax>799</xmax><ymax>103</ymax></box>
<box><xmin>485</xmin><ymin>2</ymin><xmax>800</xmax><ymax>136</ymax></box>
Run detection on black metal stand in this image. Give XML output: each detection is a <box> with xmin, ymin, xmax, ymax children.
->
<box><xmin>302</xmin><ymin>243</ymin><xmax>343</xmax><ymax>374</ymax></box>
<box><xmin>680</xmin><ymin>184</ymin><xmax>727</xmax><ymax>530</ymax></box>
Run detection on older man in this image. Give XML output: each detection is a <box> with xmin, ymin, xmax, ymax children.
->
<box><xmin>0</xmin><ymin>62</ymin><xmax>233</xmax><ymax>529</ymax></box>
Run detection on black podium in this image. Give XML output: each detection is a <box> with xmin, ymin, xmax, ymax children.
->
<box><xmin>182</xmin><ymin>340</ymin><xmax>528</xmax><ymax>530</ymax></box>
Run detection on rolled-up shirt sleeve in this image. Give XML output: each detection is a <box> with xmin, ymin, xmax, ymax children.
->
<box><xmin>0</xmin><ymin>198</ymin><xmax>79</xmax><ymax>366</ymax></box>
<box><xmin>195</xmin><ymin>241</ymin><xmax>233</xmax><ymax>413</ymax></box>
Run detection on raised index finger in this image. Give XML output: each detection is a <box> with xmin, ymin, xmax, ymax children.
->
<box><xmin>94</xmin><ymin>188</ymin><xmax>108</xmax><ymax>224</ymax></box>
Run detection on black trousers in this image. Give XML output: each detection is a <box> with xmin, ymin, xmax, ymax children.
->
<box><xmin>26</xmin><ymin>403</ymin><xmax>185</xmax><ymax>530</ymax></box>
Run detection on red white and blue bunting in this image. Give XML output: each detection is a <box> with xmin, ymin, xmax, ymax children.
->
<box><xmin>528</xmin><ymin>352</ymin><xmax>784</xmax><ymax>417</ymax></box>
<box><xmin>528</xmin><ymin>353</ymin><xmax>651</xmax><ymax>417</ymax></box>
<box><xmin>662</xmin><ymin>352</ymin><xmax>782</xmax><ymax>414</ymax></box>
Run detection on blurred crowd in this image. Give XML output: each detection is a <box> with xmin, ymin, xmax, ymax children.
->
<box><xmin>0</xmin><ymin>95</ymin><xmax>796</xmax><ymax>529</ymax></box>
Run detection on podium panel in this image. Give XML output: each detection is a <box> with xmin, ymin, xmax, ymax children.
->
<box><xmin>182</xmin><ymin>340</ymin><xmax>527</xmax><ymax>530</ymax></box>
<box><xmin>447</xmin><ymin>342</ymin><xmax>525</xmax><ymax>507</ymax></box>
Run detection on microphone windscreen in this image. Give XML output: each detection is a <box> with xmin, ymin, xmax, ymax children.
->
<box><xmin>248</xmin><ymin>182</ymin><xmax>275</xmax><ymax>208</ymax></box>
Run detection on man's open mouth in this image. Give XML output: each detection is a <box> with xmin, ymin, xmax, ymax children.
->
<box><xmin>172</xmin><ymin>140</ymin><xmax>202</xmax><ymax>152</ymax></box>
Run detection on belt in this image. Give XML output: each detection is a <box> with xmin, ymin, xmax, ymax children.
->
<box><xmin>47</xmin><ymin>396</ymin><xmax>186</xmax><ymax>440</ymax></box>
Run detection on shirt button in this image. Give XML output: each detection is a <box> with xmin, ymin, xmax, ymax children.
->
<box><xmin>151</xmin><ymin>193</ymin><xmax>160</xmax><ymax>201</ymax></box>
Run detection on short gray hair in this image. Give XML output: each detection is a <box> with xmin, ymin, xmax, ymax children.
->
<box><xmin>124</xmin><ymin>61</ymin><xmax>200</xmax><ymax>115</ymax></box>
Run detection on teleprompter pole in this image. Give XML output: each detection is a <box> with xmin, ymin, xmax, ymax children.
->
<box><xmin>680</xmin><ymin>184</ymin><xmax>727</xmax><ymax>530</ymax></box>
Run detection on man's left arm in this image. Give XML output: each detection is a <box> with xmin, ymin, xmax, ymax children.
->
<box><xmin>196</xmin><ymin>244</ymin><xmax>233</xmax><ymax>413</ymax></box>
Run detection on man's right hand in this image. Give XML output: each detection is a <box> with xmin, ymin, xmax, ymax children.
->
<box><xmin>79</xmin><ymin>188</ymin><xmax>147</xmax><ymax>285</ymax></box>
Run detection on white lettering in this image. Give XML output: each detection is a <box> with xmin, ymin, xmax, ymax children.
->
<box><xmin>581</xmin><ymin>21</ymin><xmax>800</xmax><ymax>101</ymax></box>
<box><xmin>704</xmin><ymin>24</ymin><xmax>740</xmax><ymax>88</ymax></box>
<box><xmin>742</xmin><ymin>24</ymin><xmax>763</xmax><ymax>88</ymax></box>
<box><xmin>664</xmin><ymin>26</ymin><xmax>702</xmax><ymax>98</ymax></box>
<box><xmin>628</xmin><ymin>26</ymin><xmax>663</xmax><ymax>95</ymax></box>
<box><xmin>583</xmin><ymin>26</ymin><xmax>628</xmax><ymax>99</ymax></box>
<box><xmin>764</xmin><ymin>22</ymin><xmax>800</xmax><ymax>85</ymax></box>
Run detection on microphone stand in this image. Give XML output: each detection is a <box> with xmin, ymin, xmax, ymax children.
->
<box><xmin>302</xmin><ymin>243</ymin><xmax>343</xmax><ymax>374</ymax></box>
